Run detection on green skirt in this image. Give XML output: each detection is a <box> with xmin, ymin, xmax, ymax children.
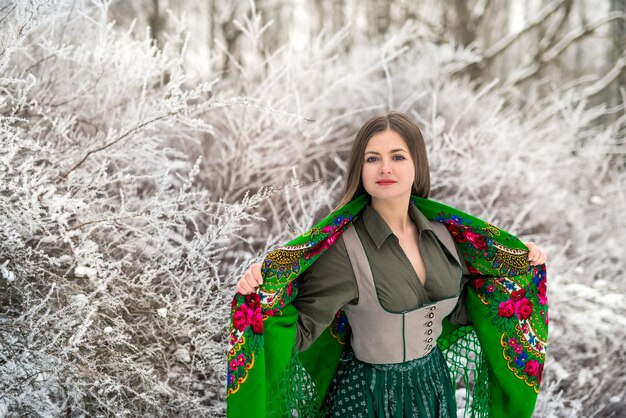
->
<box><xmin>323</xmin><ymin>346</ymin><xmax>456</xmax><ymax>418</ymax></box>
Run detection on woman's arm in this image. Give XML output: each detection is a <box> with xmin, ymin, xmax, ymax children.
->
<box><xmin>234</xmin><ymin>236</ymin><xmax>358</xmax><ymax>351</ymax></box>
<box><xmin>293</xmin><ymin>236</ymin><xmax>358</xmax><ymax>352</ymax></box>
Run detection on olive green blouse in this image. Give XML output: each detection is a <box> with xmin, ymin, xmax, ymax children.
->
<box><xmin>293</xmin><ymin>201</ymin><xmax>471</xmax><ymax>352</ymax></box>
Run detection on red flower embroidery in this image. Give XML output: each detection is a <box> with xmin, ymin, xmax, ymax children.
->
<box><xmin>446</xmin><ymin>224</ymin><xmax>465</xmax><ymax>242</ymax></box>
<box><xmin>498</xmin><ymin>300</ymin><xmax>515</xmax><ymax>317</ymax></box>
<box><xmin>245</xmin><ymin>293</ymin><xmax>260</xmax><ymax>309</ymax></box>
<box><xmin>251</xmin><ymin>312</ymin><xmax>264</xmax><ymax>334</ymax></box>
<box><xmin>307</xmin><ymin>232</ymin><xmax>340</xmax><ymax>258</ymax></box>
<box><xmin>511</xmin><ymin>289</ymin><xmax>526</xmax><ymax>301</ymax></box>
<box><xmin>465</xmin><ymin>230</ymin><xmax>487</xmax><ymax>250</ymax></box>
<box><xmin>537</xmin><ymin>280</ymin><xmax>548</xmax><ymax>305</ymax></box>
<box><xmin>515</xmin><ymin>298</ymin><xmax>533</xmax><ymax>320</ymax></box>
<box><xmin>524</xmin><ymin>360</ymin><xmax>540</xmax><ymax>376</ymax></box>
<box><xmin>473</xmin><ymin>278</ymin><xmax>485</xmax><ymax>289</ymax></box>
<box><xmin>468</xmin><ymin>265</ymin><xmax>481</xmax><ymax>275</ymax></box>
<box><xmin>232</xmin><ymin>305</ymin><xmax>253</xmax><ymax>332</ymax></box>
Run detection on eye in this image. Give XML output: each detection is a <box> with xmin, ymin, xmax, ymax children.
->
<box><xmin>393</xmin><ymin>155</ymin><xmax>406</xmax><ymax>160</ymax></box>
<box><xmin>365</xmin><ymin>156</ymin><xmax>378</xmax><ymax>163</ymax></box>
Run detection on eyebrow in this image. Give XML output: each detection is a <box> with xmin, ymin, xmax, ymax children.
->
<box><xmin>364</xmin><ymin>149</ymin><xmax>408</xmax><ymax>155</ymax></box>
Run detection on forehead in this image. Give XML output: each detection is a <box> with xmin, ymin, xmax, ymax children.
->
<box><xmin>364</xmin><ymin>130</ymin><xmax>408</xmax><ymax>152</ymax></box>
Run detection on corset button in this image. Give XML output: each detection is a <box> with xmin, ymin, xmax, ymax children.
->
<box><xmin>427</xmin><ymin>337</ymin><xmax>433</xmax><ymax>342</ymax></box>
<box><xmin>427</xmin><ymin>321</ymin><xmax>433</xmax><ymax>326</ymax></box>
<box><xmin>428</xmin><ymin>312</ymin><xmax>434</xmax><ymax>318</ymax></box>
<box><xmin>427</xmin><ymin>329</ymin><xmax>433</xmax><ymax>335</ymax></box>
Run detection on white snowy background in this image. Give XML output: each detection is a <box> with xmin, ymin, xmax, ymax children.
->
<box><xmin>0</xmin><ymin>0</ymin><xmax>624</xmax><ymax>417</ymax></box>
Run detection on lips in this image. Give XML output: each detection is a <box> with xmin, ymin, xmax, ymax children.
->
<box><xmin>376</xmin><ymin>180</ymin><xmax>396</xmax><ymax>185</ymax></box>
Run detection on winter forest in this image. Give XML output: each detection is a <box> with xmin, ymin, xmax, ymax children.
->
<box><xmin>0</xmin><ymin>0</ymin><xmax>624</xmax><ymax>417</ymax></box>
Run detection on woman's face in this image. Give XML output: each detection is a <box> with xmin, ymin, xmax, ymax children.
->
<box><xmin>361</xmin><ymin>129</ymin><xmax>415</xmax><ymax>201</ymax></box>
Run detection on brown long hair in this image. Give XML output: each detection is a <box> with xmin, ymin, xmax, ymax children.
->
<box><xmin>331</xmin><ymin>112</ymin><xmax>430</xmax><ymax>213</ymax></box>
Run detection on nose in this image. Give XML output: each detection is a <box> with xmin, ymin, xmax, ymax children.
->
<box><xmin>379</xmin><ymin>159</ymin><xmax>392</xmax><ymax>174</ymax></box>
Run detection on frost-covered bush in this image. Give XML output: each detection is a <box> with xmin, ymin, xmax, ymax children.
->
<box><xmin>0</xmin><ymin>1</ymin><xmax>624</xmax><ymax>417</ymax></box>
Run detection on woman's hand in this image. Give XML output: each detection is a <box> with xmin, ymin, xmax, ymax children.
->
<box><xmin>236</xmin><ymin>263</ymin><xmax>263</xmax><ymax>295</ymax></box>
<box><xmin>525</xmin><ymin>242</ymin><xmax>547</xmax><ymax>266</ymax></box>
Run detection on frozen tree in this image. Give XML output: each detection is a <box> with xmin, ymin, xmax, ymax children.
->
<box><xmin>0</xmin><ymin>0</ymin><xmax>624</xmax><ymax>417</ymax></box>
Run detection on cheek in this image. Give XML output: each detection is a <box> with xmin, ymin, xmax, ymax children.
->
<box><xmin>361</xmin><ymin>164</ymin><xmax>374</xmax><ymax>182</ymax></box>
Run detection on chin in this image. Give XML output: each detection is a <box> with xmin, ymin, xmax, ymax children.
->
<box><xmin>364</xmin><ymin>186</ymin><xmax>412</xmax><ymax>201</ymax></box>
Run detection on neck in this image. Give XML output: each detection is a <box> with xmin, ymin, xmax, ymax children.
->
<box><xmin>370</xmin><ymin>194</ymin><xmax>412</xmax><ymax>235</ymax></box>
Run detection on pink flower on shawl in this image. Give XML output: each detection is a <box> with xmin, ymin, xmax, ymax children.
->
<box><xmin>487</xmin><ymin>284</ymin><xmax>495</xmax><ymax>293</ymax></box>
<box><xmin>513</xmin><ymin>345</ymin><xmax>523</xmax><ymax>354</ymax></box>
<box><xmin>498</xmin><ymin>300</ymin><xmax>515</xmax><ymax>318</ymax></box>
<box><xmin>537</xmin><ymin>280</ymin><xmax>548</xmax><ymax>305</ymax></box>
<box><xmin>233</xmin><ymin>305</ymin><xmax>253</xmax><ymax>332</ymax></box>
<box><xmin>464</xmin><ymin>230</ymin><xmax>487</xmax><ymax>250</ymax></box>
<box><xmin>524</xmin><ymin>360</ymin><xmax>540</xmax><ymax>377</ymax></box>
<box><xmin>229</xmin><ymin>359</ymin><xmax>239</xmax><ymax>371</ymax></box>
<box><xmin>307</xmin><ymin>228</ymin><xmax>341</xmax><ymax>258</ymax></box>
<box><xmin>515</xmin><ymin>298</ymin><xmax>533</xmax><ymax>320</ymax></box>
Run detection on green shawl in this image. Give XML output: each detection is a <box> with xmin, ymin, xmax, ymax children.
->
<box><xmin>226</xmin><ymin>194</ymin><xmax>548</xmax><ymax>417</ymax></box>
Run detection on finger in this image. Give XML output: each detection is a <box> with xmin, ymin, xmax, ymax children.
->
<box><xmin>530</xmin><ymin>251</ymin><xmax>546</xmax><ymax>265</ymax></box>
<box><xmin>244</xmin><ymin>271</ymin><xmax>260</xmax><ymax>289</ymax></box>
<box><xmin>530</xmin><ymin>251</ymin><xmax>539</xmax><ymax>263</ymax></box>
<box><xmin>239</xmin><ymin>279</ymin><xmax>255</xmax><ymax>294</ymax></box>
<box><xmin>236</xmin><ymin>280</ymin><xmax>249</xmax><ymax>295</ymax></box>
<box><xmin>251</xmin><ymin>263</ymin><xmax>263</xmax><ymax>285</ymax></box>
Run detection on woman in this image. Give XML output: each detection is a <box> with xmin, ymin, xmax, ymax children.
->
<box><xmin>229</xmin><ymin>112</ymin><xmax>548</xmax><ymax>418</ymax></box>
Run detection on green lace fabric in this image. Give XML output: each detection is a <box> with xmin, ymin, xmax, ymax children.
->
<box><xmin>266</xmin><ymin>329</ymin><xmax>487</xmax><ymax>418</ymax></box>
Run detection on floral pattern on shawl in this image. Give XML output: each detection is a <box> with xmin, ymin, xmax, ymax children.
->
<box><xmin>226</xmin><ymin>194</ymin><xmax>549</xmax><ymax>414</ymax></box>
<box><xmin>433</xmin><ymin>212</ymin><xmax>548</xmax><ymax>393</ymax></box>
<box><xmin>227</xmin><ymin>210</ymin><xmax>356</xmax><ymax>395</ymax></box>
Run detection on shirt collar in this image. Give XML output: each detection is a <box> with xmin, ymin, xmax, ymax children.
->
<box><xmin>362</xmin><ymin>201</ymin><xmax>435</xmax><ymax>249</ymax></box>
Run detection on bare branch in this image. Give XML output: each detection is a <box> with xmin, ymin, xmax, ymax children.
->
<box><xmin>60</xmin><ymin>111</ymin><xmax>181</xmax><ymax>179</ymax></box>
<box><xmin>505</xmin><ymin>12</ymin><xmax>626</xmax><ymax>87</ymax></box>
<box><xmin>582</xmin><ymin>50</ymin><xmax>626</xmax><ymax>98</ymax></box>
<box><xmin>483</xmin><ymin>0</ymin><xmax>568</xmax><ymax>61</ymax></box>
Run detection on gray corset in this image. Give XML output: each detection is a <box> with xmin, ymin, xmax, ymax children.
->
<box><xmin>342</xmin><ymin>225</ymin><xmax>460</xmax><ymax>364</ymax></box>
